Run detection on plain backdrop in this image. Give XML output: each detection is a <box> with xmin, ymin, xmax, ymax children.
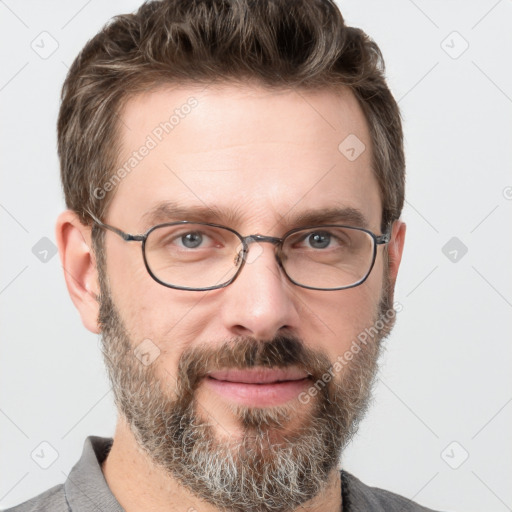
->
<box><xmin>1</xmin><ymin>1</ymin><xmax>511</xmax><ymax>511</ymax></box>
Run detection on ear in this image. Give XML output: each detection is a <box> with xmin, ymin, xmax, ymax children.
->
<box><xmin>55</xmin><ymin>210</ymin><xmax>101</xmax><ymax>334</ymax></box>
<box><xmin>387</xmin><ymin>220</ymin><xmax>406</xmax><ymax>288</ymax></box>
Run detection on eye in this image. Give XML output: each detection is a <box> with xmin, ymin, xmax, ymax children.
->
<box><xmin>179</xmin><ymin>231</ymin><xmax>204</xmax><ymax>249</ymax></box>
<box><xmin>146</xmin><ymin>224</ymin><xmax>243</xmax><ymax>272</ymax></box>
<box><xmin>306</xmin><ymin>231</ymin><xmax>332</xmax><ymax>249</ymax></box>
<box><xmin>287</xmin><ymin>227</ymin><xmax>352</xmax><ymax>252</ymax></box>
<box><xmin>152</xmin><ymin>227</ymin><xmax>220</xmax><ymax>251</ymax></box>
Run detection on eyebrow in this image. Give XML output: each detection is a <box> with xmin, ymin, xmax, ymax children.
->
<box><xmin>141</xmin><ymin>201</ymin><xmax>243</xmax><ymax>230</ymax></box>
<box><xmin>140</xmin><ymin>200</ymin><xmax>370</xmax><ymax>232</ymax></box>
<box><xmin>289</xmin><ymin>207</ymin><xmax>369</xmax><ymax>230</ymax></box>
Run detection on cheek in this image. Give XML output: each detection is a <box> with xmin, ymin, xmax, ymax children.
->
<box><xmin>299</xmin><ymin>273</ymin><xmax>383</xmax><ymax>360</ymax></box>
<box><xmin>106</xmin><ymin>259</ymin><xmax>217</xmax><ymax>371</ymax></box>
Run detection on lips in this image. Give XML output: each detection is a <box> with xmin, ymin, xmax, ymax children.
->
<box><xmin>204</xmin><ymin>367</ymin><xmax>313</xmax><ymax>407</ymax></box>
<box><xmin>207</xmin><ymin>367</ymin><xmax>310</xmax><ymax>384</ymax></box>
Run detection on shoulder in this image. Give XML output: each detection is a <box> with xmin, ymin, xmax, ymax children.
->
<box><xmin>342</xmin><ymin>470</ymin><xmax>446</xmax><ymax>512</ymax></box>
<box><xmin>1</xmin><ymin>484</ymin><xmax>69</xmax><ymax>512</ymax></box>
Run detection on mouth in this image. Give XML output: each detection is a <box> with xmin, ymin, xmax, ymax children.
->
<box><xmin>207</xmin><ymin>367</ymin><xmax>310</xmax><ymax>384</ymax></box>
<box><xmin>204</xmin><ymin>367</ymin><xmax>312</xmax><ymax>407</ymax></box>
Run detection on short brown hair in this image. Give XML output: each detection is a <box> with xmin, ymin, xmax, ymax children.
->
<box><xmin>58</xmin><ymin>0</ymin><xmax>404</xmax><ymax>232</ymax></box>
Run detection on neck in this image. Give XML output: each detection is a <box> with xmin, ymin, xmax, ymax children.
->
<box><xmin>101</xmin><ymin>417</ymin><xmax>343</xmax><ymax>512</ymax></box>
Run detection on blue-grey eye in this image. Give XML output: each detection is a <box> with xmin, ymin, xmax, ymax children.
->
<box><xmin>181</xmin><ymin>232</ymin><xmax>203</xmax><ymax>248</ymax></box>
<box><xmin>307</xmin><ymin>232</ymin><xmax>331</xmax><ymax>249</ymax></box>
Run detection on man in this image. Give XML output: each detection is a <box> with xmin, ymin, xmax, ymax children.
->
<box><xmin>5</xmin><ymin>0</ymin><xmax>442</xmax><ymax>511</ymax></box>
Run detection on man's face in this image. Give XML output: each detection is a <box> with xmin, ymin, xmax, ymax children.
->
<box><xmin>96</xmin><ymin>83</ymin><xmax>396</xmax><ymax>512</ymax></box>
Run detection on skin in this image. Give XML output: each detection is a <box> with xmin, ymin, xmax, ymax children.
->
<box><xmin>56</xmin><ymin>83</ymin><xmax>406</xmax><ymax>512</ymax></box>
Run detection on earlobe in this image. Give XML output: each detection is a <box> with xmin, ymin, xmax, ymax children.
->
<box><xmin>387</xmin><ymin>220</ymin><xmax>406</xmax><ymax>286</ymax></box>
<box><xmin>55</xmin><ymin>210</ymin><xmax>101</xmax><ymax>334</ymax></box>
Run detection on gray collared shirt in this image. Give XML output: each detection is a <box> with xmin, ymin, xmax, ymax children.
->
<box><xmin>3</xmin><ymin>436</ymin><xmax>444</xmax><ymax>512</ymax></box>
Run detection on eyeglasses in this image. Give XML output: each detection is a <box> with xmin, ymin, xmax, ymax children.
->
<box><xmin>87</xmin><ymin>211</ymin><xmax>391</xmax><ymax>291</ymax></box>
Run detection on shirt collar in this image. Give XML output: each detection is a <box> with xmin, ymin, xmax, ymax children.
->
<box><xmin>64</xmin><ymin>435</ymin><xmax>124</xmax><ymax>511</ymax></box>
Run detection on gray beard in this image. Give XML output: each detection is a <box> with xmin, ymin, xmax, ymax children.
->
<box><xmin>97</xmin><ymin>266</ymin><xmax>393</xmax><ymax>512</ymax></box>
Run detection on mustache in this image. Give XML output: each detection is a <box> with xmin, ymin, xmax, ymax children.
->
<box><xmin>175</xmin><ymin>335</ymin><xmax>333</xmax><ymax>393</ymax></box>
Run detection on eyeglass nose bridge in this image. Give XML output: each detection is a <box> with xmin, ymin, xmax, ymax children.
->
<box><xmin>244</xmin><ymin>234</ymin><xmax>283</xmax><ymax>246</ymax></box>
<box><xmin>236</xmin><ymin>234</ymin><xmax>284</xmax><ymax>266</ymax></box>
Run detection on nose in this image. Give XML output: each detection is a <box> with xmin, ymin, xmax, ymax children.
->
<box><xmin>219</xmin><ymin>241</ymin><xmax>300</xmax><ymax>340</ymax></box>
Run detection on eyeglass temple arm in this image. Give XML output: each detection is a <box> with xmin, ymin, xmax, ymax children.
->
<box><xmin>375</xmin><ymin>223</ymin><xmax>394</xmax><ymax>244</ymax></box>
<box><xmin>85</xmin><ymin>209</ymin><xmax>145</xmax><ymax>242</ymax></box>
<box><xmin>375</xmin><ymin>233</ymin><xmax>391</xmax><ymax>244</ymax></box>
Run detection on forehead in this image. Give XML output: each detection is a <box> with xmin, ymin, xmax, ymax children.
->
<box><xmin>108</xmin><ymin>83</ymin><xmax>382</xmax><ymax>232</ymax></box>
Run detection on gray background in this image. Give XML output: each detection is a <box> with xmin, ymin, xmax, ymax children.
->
<box><xmin>1</xmin><ymin>1</ymin><xmax>511</xmax><ymax>510</ymax></box>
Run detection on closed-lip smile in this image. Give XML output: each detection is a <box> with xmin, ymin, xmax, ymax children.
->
<box><xmin>204</xmin><ymin>367</ymin><xmax>312</xmax><ymax>407</ymax></box>
<box><xmin>207</xmin><ymin>367</ymin><xmax>310</xmax><ymax>384</ymax></box>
